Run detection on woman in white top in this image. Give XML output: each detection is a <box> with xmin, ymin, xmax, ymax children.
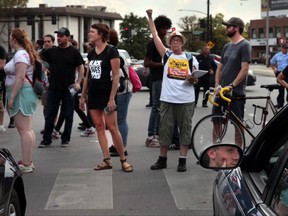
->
<box><xmin>4</xmin><ymin>28</ymin><xmax>40</xmax><ymax>173</ymax></box>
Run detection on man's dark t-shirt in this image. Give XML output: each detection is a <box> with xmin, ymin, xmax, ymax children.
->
<box><xmin>0</xmin><ymin>46</ymin><xmax>7</xmax><ymax>82</ymax></box>
<box><xmin>145</xmin><ymin>39</ymin><xmax>164</xmax><ymax>82</ymax></box>
<box><xmin>41</xmin><ymin>46</ymin><xmax>83</xmax><ymax>91</ymax></box>
<box><xmin>196</xmin><ymin>54</ymin><xmax>215</xmax><ymax>78</ymax></box>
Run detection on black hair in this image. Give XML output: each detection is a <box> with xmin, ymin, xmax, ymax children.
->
<box><xmin>154</xmin><ymin>15</ymin><xmax>172</xmax><ymax>31</ymax></box>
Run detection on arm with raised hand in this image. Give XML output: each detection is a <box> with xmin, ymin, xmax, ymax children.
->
<box><xmin>146</xmin><ymin>9</ymin><xmax>166</xmax><ymax>59</ymax></box>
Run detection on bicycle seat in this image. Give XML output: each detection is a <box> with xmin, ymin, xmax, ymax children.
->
<box><xmin>260</xmin><ymin>84</ymin><xmax>281</xmax><ymax>91</ymax></box>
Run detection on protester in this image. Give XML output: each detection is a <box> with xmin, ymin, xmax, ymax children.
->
<box><xmin>270</xmin><ymin>44</ymin><xmax>288</xmax><ymax>108</ymax></box>
<box><xmin>4</xmin><ymin>28</ymin><xmax>39</xmax><ymax>173</ymax></box>
<box><xmin>146</xmin><ymin>9</ymin><xmax>198</xmax><ymax>172</ymax></box>
<box><xmin>0</xmin><ymin>46</ymin><xmax>6</xmax><ymax>133</ymax></box>
<box><xmin>195</xmin><ymin>45</ymin><xmax>216</xmax><ymax>107</ymax></box>
<box><xmin>80</xmin><ymin>23</ymin><xmax>133</xmax><ymax>172</ymax></box>
<box><xmin>39</xmin><ymin>34</ymin><xmax>55</xmax><ymax>134</ymax></box>
<box><xmin>52</xmin><ymin>38</ymin><xmax>95</xmax><ymax>138</ymax></box>
<box><xmin>213</xmin><ymin>17</ymin><xmax>251</xmax><ymax>147</ymax></box>
<box><xmin>144</xmin><ymin>14</ymin><xmax>172</xmax><ymax>148</ymax></box>
<box><xmin>108</xmin><ymin>29</ymin><xmax>133</xmax><ymax>157</ymax></box>
<box><xmin>39</xmin><ymin>27</ymin><xmax>84</xmax><ymax>147</ymax></box>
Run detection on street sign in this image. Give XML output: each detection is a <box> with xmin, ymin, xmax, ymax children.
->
<box><xmin>207</xmin><ymin>41</ymin><xmax>215</xmax><ymax>49</ymax></box>
<box><xmin>193</xmin><ymin>30</ymin><xmax>203</xmax><ymax>35</ymax></box>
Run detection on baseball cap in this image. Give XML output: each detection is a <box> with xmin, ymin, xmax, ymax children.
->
<box><xmin>54</xmin><ymin>27</ymin><xmax>70</xmax><ymax>36</ymax></box>
<box><xmin>282</xmin><ymin>44</ymin><xmax>288</xmax><ymax>48</ymax></box>
<box><xmin>166</xmin><ymin>31</ymin><xmax>186</xmax><ymax>47</ymax></box>
<box><xmin>222</xmin><ymin>17</ymin><xmax>244</xmax><ymax>29</ymax></box>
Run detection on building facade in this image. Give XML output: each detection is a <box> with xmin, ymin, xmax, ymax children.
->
<box><xmin>250</xmin><ymin>16</ymin><xmax>288</xmax><ymax>63</ymax></box>
<box><xmin>0</xmin><ymin>4</ymin><xmax>122</xmax><ymax>52</ymax></box>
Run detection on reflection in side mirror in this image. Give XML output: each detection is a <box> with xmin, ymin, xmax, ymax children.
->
<box><xmin>199</xmin><ymin>144</ymin><xmax>243</xmax><ymax>169</ymax></box>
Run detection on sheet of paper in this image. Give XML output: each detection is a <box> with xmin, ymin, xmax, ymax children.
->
<box><xmin>192</xmin><ymin>70</ymin><xmax>208</xmax><ymax>78</ymax></box>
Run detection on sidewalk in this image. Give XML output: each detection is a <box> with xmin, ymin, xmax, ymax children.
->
<box><xmin>250</xmin><ymin>64</ymin><xmax>274</xmax><ymax>77</ymax></box>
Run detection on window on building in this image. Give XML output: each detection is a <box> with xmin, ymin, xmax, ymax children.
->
<box><xmin>83</xmin><ymin>18</ymin><xmax>90</xmax><ymax>43</ymax></box>
<box><xmin>251</xmin><ymin>28</ymin><xmax>256</xmax><ymax>39</ymax></box>
<box><xmin>276</xmin><ymin>27</ymin><xmax>281</xmax><ymax>38</ymax></box>
<box><xmin>259</xmin><ymin>28</ymin><xmax>264</xmax><ymax>38</ymax></box>
<box><xmin>269</xmin><ymin>27</ymin><xmax>273</xmax><ymax>38</ymax></box>
<box><xmin>285</xmin><ymin>26</ymin><xmax>288</xmax><ymax>38</ymax></box>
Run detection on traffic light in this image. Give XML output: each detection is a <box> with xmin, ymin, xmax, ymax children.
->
<box><xmin>199</xmin><ymin>19</ymin><xmax>206</xmax><ymax>29</ymax></box>
<box><xmin>123</xmin><ymin>27</ymin><xmax>130</xmax><ymax>38</ymax></box>
<box><xmin>27</xmin><ymin>15</ymin><xmax>35</xmax><ymax>25</ymax></box>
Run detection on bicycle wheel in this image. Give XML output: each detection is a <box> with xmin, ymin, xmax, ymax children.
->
<box><xmin>191</xmin><ymin>114</ymin><xmax>245</xmax><ymax>159</ymax></box>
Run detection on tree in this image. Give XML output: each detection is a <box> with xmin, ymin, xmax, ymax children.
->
<box><xmin>119</xmin><ymin>13</ymin><xmax>151</xmax><ymax>59</ymax></box>
<box><xmin>177</xmin><ymin>15</ymin><xmax>207</xmax><ymax>52</ymax></box>
<box><xmin>0</xmin><ymin>0</ymin><xmax>28</xmax><ymax>8</ymax></box>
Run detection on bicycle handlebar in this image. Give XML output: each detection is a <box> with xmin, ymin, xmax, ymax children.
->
<box><xmin>208</xmin><ymin>94</ymin><xmax>219</xmax><ymax>107</ymax></box>
<box><xmin>219</xmin><ymin>87</ymin><xmax>231</xmax><ymax>103</ymax></box>
<box><xmin>207</xmin><ymin>87</ymin><xmax>232</xmax><ymax>107</ymax></box>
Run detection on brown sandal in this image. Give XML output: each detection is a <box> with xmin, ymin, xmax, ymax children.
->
<box><xmin>94</xmin><ymin>158</ymin><xmax>112</xmax><ymax>171</ymax></box>
<box><xmin>120</xmin><ymin>159</ymin><xmax>133</xmax><ymax>173</ymax></box>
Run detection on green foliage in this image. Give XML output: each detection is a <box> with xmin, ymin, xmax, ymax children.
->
<box><xmin>118</xmin><ymin>13</ymin><xmax>151</xmax><ymax>59</ymax></box>
<box><xmin>177</xmin><ymin>13</ymin><xmax>250</xmax><ymax>56</ymax></box>
<box><xmin>0</xmin><ymin>0</ymin><xmax>28</xmax><ymax>8</ymax></box>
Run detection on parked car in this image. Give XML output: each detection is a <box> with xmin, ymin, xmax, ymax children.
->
<box><xmin>0</xmin><ymin>148</ymin><xmax>26</xmax><ymax>216</ymax></box>
<box><xmin>192</xmin><ymin>104</ymin><xmax>288</xmax><ymax>216</ymax></box>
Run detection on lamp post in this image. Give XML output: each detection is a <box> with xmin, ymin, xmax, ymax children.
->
<box><xmin>265</xmin><ymin>2</ymin><xmax>270</xmax><ymax>67</ymax></box>
<box><xmin>179</xmin><ymin>0</ymin><xmax>211</xmax><ymax>42</ymax></box>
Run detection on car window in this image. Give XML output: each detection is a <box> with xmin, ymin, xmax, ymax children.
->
<box><xmin>249</xmin><ymin>146</ymin><xmax>286</xmax><ymax>195</ymax></box>
<box><xmin>271</xmin><ymin>168</ymin><xmax>288</xmax><ymax>215</ymax></box>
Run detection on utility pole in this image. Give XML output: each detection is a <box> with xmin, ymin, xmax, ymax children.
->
<box><xmin>265</xmin><ymin>1</ymin><xmax>270</xmax><ymax>67</ymax></box>
<box><xmin>207</xmin><ymin>0</ymin><xmax>210</xmax><ymax>42</ymax></box>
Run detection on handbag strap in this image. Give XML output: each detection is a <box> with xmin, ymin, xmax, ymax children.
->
<box><xmin>25</xmin><ymin>74</ymin><xmax>34</xmax><ymax>87</ymax></box>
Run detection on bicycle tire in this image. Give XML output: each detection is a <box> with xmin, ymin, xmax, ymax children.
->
<box><xmin>191</xmin><ymin>114</ymin><xmax>245</xmax><ymax>159</ymax></box>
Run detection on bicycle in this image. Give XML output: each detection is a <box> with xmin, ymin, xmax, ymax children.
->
<box><xmin>191</xmin><ymin>84</ymin><xmax>280</xmax><ymax>157</ymax></box>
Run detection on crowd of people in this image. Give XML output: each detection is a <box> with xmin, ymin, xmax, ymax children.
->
<box><xmin>11</xmin><ymin>8</ymin><xmax>288</xmax><ymax>174</ymax></box>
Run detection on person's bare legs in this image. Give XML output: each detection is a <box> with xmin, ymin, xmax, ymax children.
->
<box><xmin>90</xmin><ymin>110</ymin><xmax>110</xmax><ymax>159</ymax></box>
<box><xmin>90</xmin><ymin>109</ymin><xmax>132</xmax><ymax>172</ymax></box>
<box><xmin>14</xmin><ymin>112</ymin><xmax>35</xmax><ymax>165</ymax></box>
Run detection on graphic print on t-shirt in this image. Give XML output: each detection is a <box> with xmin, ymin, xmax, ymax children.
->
<box><xmin>90</xmin><ymin>60</ymin><xmax>102</xmax><ymax>79</ymax></box>
<box><xmin>167</xmin><ymin>57</ymin><xmax>189</xmax><ymax>80</ymax></box>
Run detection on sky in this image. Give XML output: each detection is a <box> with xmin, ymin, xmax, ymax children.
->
<box><xmin>28</xmin><ymin>0</ymin><xmax>262</xmax><ymax>31</ymax></box>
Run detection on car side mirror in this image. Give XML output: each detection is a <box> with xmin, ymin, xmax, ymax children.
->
<box><xmin>199</xmin><ymin>144</ymin><xmax>243</xmax><ymax>169</ymax></box>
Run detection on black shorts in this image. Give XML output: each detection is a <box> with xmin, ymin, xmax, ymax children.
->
<box><xmin>212</xmin><ymin>95</ymin><xmax>245</xmax><ymax>121</ymax></box>
<box><xmin>88</xmin><ymin>91</ymin><xmax>117</xmax><ymax>110</ymax></box>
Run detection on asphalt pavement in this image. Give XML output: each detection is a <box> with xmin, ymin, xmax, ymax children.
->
<box><xmin>0</xmin><ymin>63</ymin><xmax>273</xmax><ymax>216</ymax></box>
<box><xmin>1</xmin><ymin>90</ymin><xmax>217</xmax><ymax>216</ymax></box>
<box><xmin>250</xmin><ymin>63</ymin><xmax>274</xmax><ymax>77</ymax></box>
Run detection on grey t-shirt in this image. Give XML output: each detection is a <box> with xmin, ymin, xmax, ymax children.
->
<box><xmin>220</xmin><ymin>39</ymin><xmax>251</xmax><ymax>95</ymax></box>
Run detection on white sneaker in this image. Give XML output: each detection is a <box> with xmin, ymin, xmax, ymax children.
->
<box><xmin>80</xmin><ymin>127</ymin><xmax>96</xmax><ymax>137</ymax></box>
<box><xmin>0</xmin><ymin>125</ymin><xmax>6</xmax><ymax>133</ymax></box>
<box><xmin>18</xmin><ymin>161</ymin><xmax>34</xmax><ymax>173</ymax></box>
<box><xmin>51</xmin><ymin>129</ymin><xmax>60</xmax><ymax>139</ymax></box>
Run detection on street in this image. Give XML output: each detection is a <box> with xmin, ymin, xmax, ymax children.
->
<box><xmin>1</xmin><ymin>65</ymin><xmax>278</xmax><ymax>216</ymax></box>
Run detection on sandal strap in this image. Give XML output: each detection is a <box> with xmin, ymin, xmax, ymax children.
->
<box><xmin>104</xmin><ymin>158</ymin><xmax>111</xmax><ymax>162</ymax></box>
<box><xmin>120</xmin><ymin>158</ymin><xmax>127</xmax><ymax>163</ymax></box>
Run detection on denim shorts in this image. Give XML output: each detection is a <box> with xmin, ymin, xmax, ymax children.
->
<box><xmin>159</xmin><ymin>101</ymin><xmax>195</xmax><ymax>146</ymax></box>
<box><xmin>6</xmin><ymin>84</ymin><xmax>38</xmax><ymax>117</ymax></box>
